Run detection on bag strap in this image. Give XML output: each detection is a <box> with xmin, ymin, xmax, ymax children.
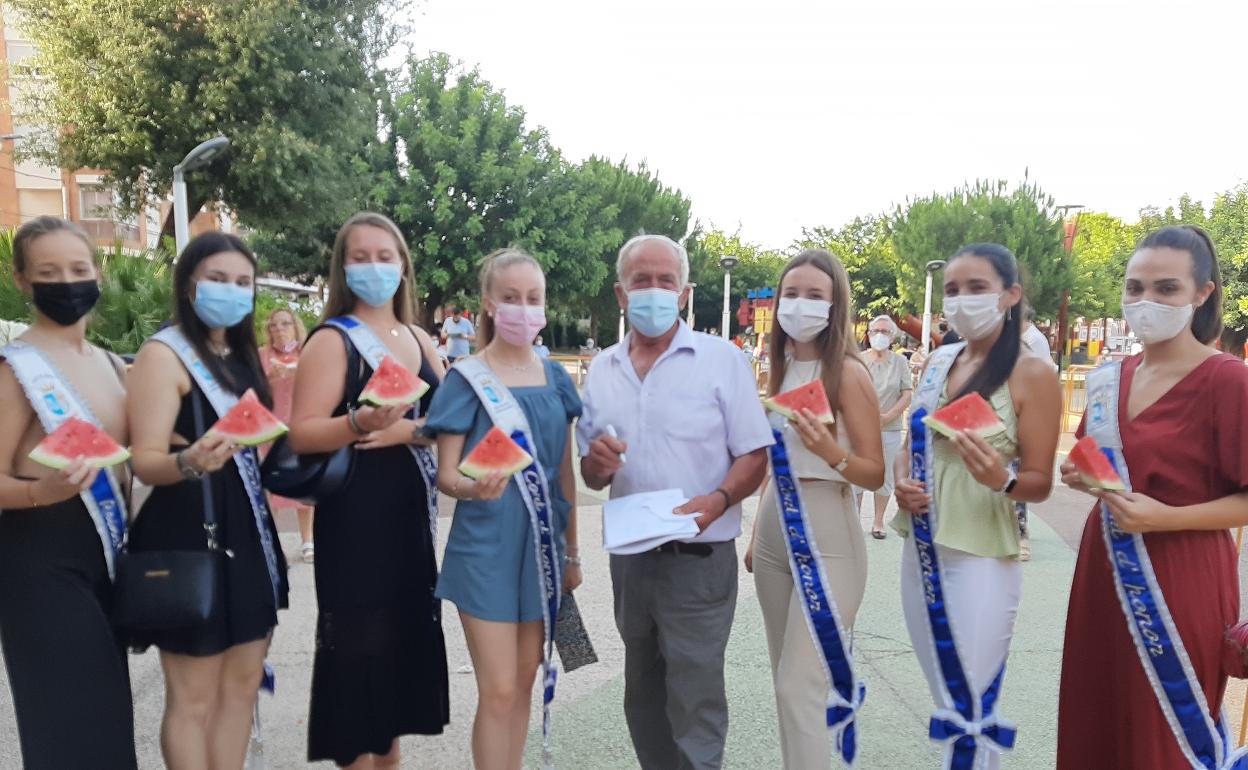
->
<box><xmin>310</xmin><ymin>323</ymin><xmax>365</xmax><ymax>410</ymax></box>
<box><xmin>189</xmin><ymin>385</ymin><xmax>220</xmax><ymax>546</ymax></box>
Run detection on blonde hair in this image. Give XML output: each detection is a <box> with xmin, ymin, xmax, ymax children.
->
<box><xmin>13</xmin><ymin>216</ymin><xmax>95</xmax><ymax>274</ymax></box>
<box><xmin>477</xmin><ymin>247</ymin><xmax>543</xmax><ymax>347</ymax></box>
<box><xmin>321</xmin><ymin>212</ymin><xmax>416</xmax><ymax>325</ymax></box>
<box><xmin>768</xmin><ymin>249</ymin><xmax>862</xmax><ymax>415</ymax></box>
<box><xmin>265</xmin><ymin>307</ymin><xmax>307</xmax><ymax>348</ymax></box>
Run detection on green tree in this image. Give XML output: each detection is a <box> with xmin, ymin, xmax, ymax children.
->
<box><xmin>386</xmin><ymin>54</ymin><xmax>562</xmax><ymax>326</ymax></box>
<box><xmin>10</xmin><ymin>0</ymin><xmax>402</xmax><ymax>249</ymax></box>
<box><xmin>686</xmin><ymin>228</ymin><xmax>786</xmax><ymax>336</ymax></box>
<box><xmin>890</xmin><ymin>180</ymin><xmax>1071</xmax><ymax>317</ymax></box>
<box><xmin>1067</xmin><ymin>212</ymin><xmax>1136</xmax><ymax>319</ymax></box>
<box><xmin>87</xmin><ymin>246</ymin><xmax>176</xmax><ymax>354</ymax></box>
<box><xmin>795</xmin><ymin>215</ymin><xmax>899</xmax><ymax>319</ymax></box>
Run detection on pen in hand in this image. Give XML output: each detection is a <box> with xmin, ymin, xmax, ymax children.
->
<box><xmin>604</xmin><ymin>424</ymin><xmax>627</xmax><ymax>464</ymax></box>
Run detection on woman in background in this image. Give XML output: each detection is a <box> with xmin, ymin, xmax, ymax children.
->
<box><xmin>260</xmin><ymin>307</ymin><xmax>315</xmax><ymax>562</ymax></box>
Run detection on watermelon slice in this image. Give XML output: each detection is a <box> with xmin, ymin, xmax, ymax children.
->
<box><xmin>28</xmin><ymin>417</ymin><xmax>130</xmax><ymax>470</ymax></box>
<box><xmin>359</xmin><ymin>355</ymin><xmax>430</xmax><ymax>407</ymax></box>
<box><xmin>1068</xmin><ymin>435</ymin><xmax>1126</xmax><ymax>490</ymax></box>
<box><xmin>210</xmin><ymin>388</ymin><xmax>288</xmax><ymax>446</ymax></box>
<box><xmin>762</xmin><ymin>379</ymin><xmax>835</xmax><ymax>424</ymax></box>
<box><xmin>458</xmin><ymin>426</ymin><xmax>534</xmax><ymax>480</ymax></box>
<box><xmin>922</xmin><ymin>392</ymin><xmax>1005</xmax><ymax>439</ymax></box>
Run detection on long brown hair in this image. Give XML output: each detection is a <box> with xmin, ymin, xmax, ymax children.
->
<box><xmin>320</xmin><ymin>212</ymin><xmax>416</xmax><ymax>325</ymax></box>
<box><xmin>265</xmin><ymin>307</ymin><xmax>307</xmax><ymax>349</ymax></box>
<box><xmin>476</xmin><ymin>247</ymin><xmax>543</xmax><ymax>347</ymax></box>
<box><xmin>767</xmin><ymin>249</ymin><xmax>862</xmax><ymax>414</ymax></box>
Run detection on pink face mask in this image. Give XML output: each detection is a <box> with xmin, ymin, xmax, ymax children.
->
<box><xmin>493</xmin><ymin>303</ymin><xmax>547</xmax><ymax>346</ymax></box>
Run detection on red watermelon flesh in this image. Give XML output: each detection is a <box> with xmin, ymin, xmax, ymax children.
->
<box><xmin>762</xmin><ymin>379</ymin><xmax>835</xmax><ymax>424</ymax></box>
<box><xmin>210</xmin><ymin>388</ymin><xmax>288</xmax><ymax>446</ymax></box>
<box><xmin>1068</xmin><ymin>435</ymin><xmax>1126</xmax><ymax>490</ymax></box>
<box><xmin>922</xmin><ymin>392</ymin><xmax>1005</xmax><ymax>439</ymax></box>
<box><xmin>458</xmin><ymin>426</ymin><xmax>534</xmax><ymax>480</ymax></box>
<box><xmin>29</xmin><ymin>417</ymin><xmax>130</xmax><ymax>470</ymax></box>
<box><xmin>360</xmin><ymin>355</ymin><xmax>430</xmax><ymax>407</ymax></box>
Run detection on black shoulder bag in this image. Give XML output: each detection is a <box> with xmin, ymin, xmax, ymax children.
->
<box><xmin>260</xmin><ymin>324</ymin><xmax>361</xmax><ymax>503</ymax></box>
<box><xmin>114</xmin><ymin>388</ymin><xmax>225</xmax><ymax>631</ymax></box>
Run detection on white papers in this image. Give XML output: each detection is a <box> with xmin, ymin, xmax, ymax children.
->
<box><xmin>602</xmin><ymin>488</ymin><xmax>700</xmax><ymax>555</ymax></box>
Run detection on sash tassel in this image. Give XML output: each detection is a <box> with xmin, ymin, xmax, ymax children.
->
<box><xmin>929</xmin><ymin>708</ymin><xmax>1018</xmax><ymax>752</ymax></box>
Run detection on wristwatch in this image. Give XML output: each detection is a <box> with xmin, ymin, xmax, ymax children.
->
<box><xmin>997</xmin><ymin>466</ymin><xmax>1018</xmax><ymax>495</ymax></box>
<box><xmin>832</xmin><ymin>454</ymin><xmax>851</xmax><ymax>473</ymax></box>
<box><xmin>176</xmin><ymin>450</ymin><xmax>205</xmax><ymax>481</ymax></box>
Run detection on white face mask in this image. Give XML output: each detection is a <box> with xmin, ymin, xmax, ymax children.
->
<box><xmin>777</xmin><ymin>297</ymin><xmax>831</xmax><ymax>342</ymax></box>
<box><xmin>1122</xmin><ymin>300</ymin><xmax>1194</xmax><ymax>345</ymax></box>
<box><xmin>868</xmin><ymin>332</ymin><xmax>892</xmax><ymax>351</ymax></box>
<box><xmin>943</xmin><ymin>293</ymin><xmax>1004</xmax><ymax>341</ymax></box>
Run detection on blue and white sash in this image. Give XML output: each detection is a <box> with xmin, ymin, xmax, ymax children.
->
<box><xmin>454</xmin><ymin>356</ymin><xmax>562</xmax><ymax>770</ymax></box>
<box><xmin>767</xmin><ymin>416</ymin><xmax>865</xmax><ymax>765</ymax></box>
<box><xmin>1085</xmin><ymin>362</ymin><xmax>1248</xmax><ymax>770</ymax></box>
<box><xmin>2</xmin><ymin>341</ymin><xmax>127</xmax><ymax>578</ymax></box>
<box><xmin>324</xmin><ymin>316</ymin><xmax>440</xmax><ymax>540</ymax></box>
<box><xmin>150</xmin><ymin>327</ymin><xmax>282</xmax><ymax>607</ymax></box>
<box><xmin>909</xmin><ymin>342</ymin><xmax>1017</xmax><ymax>769</ymax></box>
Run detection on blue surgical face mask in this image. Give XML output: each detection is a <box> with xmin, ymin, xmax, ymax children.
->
<box><xmin>627</xmin><ymin>288</ymin><xmax>681</xmax><ymax>338</ymax></box>
<box><xmin>193</xmin><ymin>281</ymin><xmax>253</xmax><ymax>330</ymax></box>
<box><xmin>345</xmin><ymin>262</ymin><xmax>402</xmax><ymax>308</ymax></box>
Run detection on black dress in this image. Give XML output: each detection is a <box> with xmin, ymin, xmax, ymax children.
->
<box><xmin>308</xmin><ymin>348</ymin><xmax>450</xmax><ymax>765</ymax></box>
<box><xmin>0</xmin><ymin>496</ymin><xmax>138</xmax><ymax>770</ymax></box>
<box><xmin>126</xmin><ymin>353</ymin><xmax>290</xmax><ymax>655</ymax></box>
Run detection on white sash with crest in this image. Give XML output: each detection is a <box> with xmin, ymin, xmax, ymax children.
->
<box><xmin>452</xmin><ymin>356</ymin><xmax>562</xmax><ymax>769</ymax></box>
<box><xmin>2</xmin><ymin>340</ymin><xmax>127</xmax><ymax>578</ymax></box>
<box><xmin>1085</xmin><ymin>362</ymin><xmax>1247</xmax><ymax>769</ymax></box>
<box><xmin>150</xmin><ymin>327</ymin><xmax>282</xmax><ymax>607</ymax></box>
<box><xmin>322</xmin><ymin>316</ymin><xmax>439</xmax><ymax>539</ymax></box>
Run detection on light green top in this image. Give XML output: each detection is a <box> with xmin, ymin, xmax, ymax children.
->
<box><xmin>891</xmin><ymin>382</ymin><xmax>1021</xmax><ymax>558</ymax></box>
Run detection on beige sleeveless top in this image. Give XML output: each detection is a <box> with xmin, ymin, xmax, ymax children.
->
<box><xmin>777</xmin><ymin>359</ymin><xmax>852</xmax><ymax>482</ymax></box>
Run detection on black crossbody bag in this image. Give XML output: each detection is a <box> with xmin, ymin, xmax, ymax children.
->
<box><xmin>114</xmin><ymin>388</ymin><xmax>227</xmax><ymax>632</ymax></box>
<box><xmin>260</xmin><ymin>325</ymin><xmax>362</xmax><ymax>503</ymax></box>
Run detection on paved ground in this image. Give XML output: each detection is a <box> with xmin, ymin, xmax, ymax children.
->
<box><xmin>3</xmin><ymin>448</ymin><xmax>1248</xmax><ymax>768</ymax></box>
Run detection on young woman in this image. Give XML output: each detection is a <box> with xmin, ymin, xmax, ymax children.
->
<box><xmin>743</xmin><ymin>249</ymin><xmax>884</xmax><ymax>769</ymax></box>
<box><xmin>127</xmin><ymin>232</ymin><xmax>290</xmax><ymax>769</ymax></box>
<box><xmin>260</xmin><ymin>307</ymin><xmax>315</xmax><ymax>562</ymax></box>
<box><xmin>0</xmin><ymin>216</ymin><xmax>136</xmax><ymax>770</ymax></box>
<box><xmin>288</xmin><ymin>212</ymin><xmax>448</xmax><ymax>769</ymax></box>
<box><xmin>893</xmin><ymin>243</ymin><xmax>1060</xmax><ymax>770</ymax></box>
<box><xmin>425</xmin><ymin>248</ymin><xmax>582</xmax><ymax>770</ymax></box>
<box><xmin>1057</xmin><ymin>226</ymin><xmax>1248</xmax><ymax>768</ymax></box>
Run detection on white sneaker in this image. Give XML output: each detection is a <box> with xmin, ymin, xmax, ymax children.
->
<box><xmin>301</xmin><ymin>543</ymin><xmax>315</xmax><ymax>563</ymax></box>
<box><xmin>1018</xmin><ymin>536</ymin><xmax>1031</xmax><ymax>562</ymax></box>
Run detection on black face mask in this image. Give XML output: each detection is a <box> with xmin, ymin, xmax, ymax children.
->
<box><xmin>31</xmin><ymin>280</ymin><xmax>101</xmax><ymax>326</ymax></box>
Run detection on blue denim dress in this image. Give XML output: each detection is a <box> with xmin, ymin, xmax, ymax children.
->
<box><xmin>425</xmin><ymin>358</ymin><xmax>582</xmax><ymax>622</ymax></box>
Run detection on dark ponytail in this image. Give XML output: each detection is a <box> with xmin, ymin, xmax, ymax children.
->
<box><xmin>1135</xmin><ymin>225</ymin><xmax>1223</xmax><ymax>345</ymax></box>
<box><xmin>949</xmin><ymin>243</ymin><xmax>1023</xmax><ymax>401</ymax></box>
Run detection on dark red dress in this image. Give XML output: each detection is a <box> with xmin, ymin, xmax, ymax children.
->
<box><xmin>1058</xmin><ymin>354</ymin><xmax>1248</xmax><ymax>768</ymax></box>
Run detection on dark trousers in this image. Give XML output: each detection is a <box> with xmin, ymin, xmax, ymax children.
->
<box><xmin>610</xmin><ymin>541</ymin><xmax>738</xmax><ymax>770</ymax></box>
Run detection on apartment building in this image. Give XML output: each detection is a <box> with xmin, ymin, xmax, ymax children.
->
<box><xmin>0</xmin><ymin>8</ymin><xmax>223</xmax><ymax>248</ymax></box>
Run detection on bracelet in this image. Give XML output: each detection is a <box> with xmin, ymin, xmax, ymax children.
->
<box><xmin>346</xmin><ymin>407</ymin><xmax>367</xmax><ymax>436</ymax></box>
<box><xmin>25</xmin><ymin>480</ymin><xmax>38</xmax><ymax>508</ymax></box>
<box><xmin>176</xmin><ymin>450</ymin><xmax>205</xmax><ymax>481</ymax></box>
<box><xmin>713</xmin><ymin>487</ymin><xmax>732</xmax><ymax>509</ymax></box>
<box><xmin>454</xmin><ymin>476</ymin><xmax>473</xmax><ymax>500</ymax></box>
<box><xmin>564</xmin><ymin>555</ymin><xmax>582</xmax><ymax>567</ymax></box>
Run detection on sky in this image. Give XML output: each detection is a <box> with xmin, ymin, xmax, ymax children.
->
<box><xmin>402</xmin><ymin>0</ymin><xmax>1248</xmax><ymax>249</ymax></box>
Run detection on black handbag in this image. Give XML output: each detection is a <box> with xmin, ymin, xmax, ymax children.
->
<box><xmin>114</xmin><ymin>389</ymin><xmax>226</xmax><ymax>632</ymax></box>
<box><xmin>260</xmin><ymin>325</ymin><xmax>362</xmax><ymax>503</ymax></box>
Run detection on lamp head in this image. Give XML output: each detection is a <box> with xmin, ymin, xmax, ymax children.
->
<box><xmin>175</xmin><ymin>135</ymin><xmax>230</xmax><ymax>173</ymax></box>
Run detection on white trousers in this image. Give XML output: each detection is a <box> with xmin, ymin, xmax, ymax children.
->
<box><xmin>900</xmin><ymin>540</ymin><xmax>1023</xmax><ymax>770</ymax></box>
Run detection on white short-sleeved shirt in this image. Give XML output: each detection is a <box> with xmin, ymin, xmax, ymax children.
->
<box><xmin>577</xmin><ymin>322</ymin><xmax>774</xmax><ymax>543</ymax></box>
<box><xmin>1022</xmin><ymin>324</ymin><xmax>1058</xmax><ymax>371</ymax></box>
<box><xmin>442</xmin><ymin>317</ymin><xmax>475</xmax><ymax>358</ymax></box>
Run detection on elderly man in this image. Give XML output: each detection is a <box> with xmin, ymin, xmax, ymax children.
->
<box><xmin>862</xmin><ymin>315</ymin><xmax>913</xmax><ymax>539</ymax></box>
<box><xmin>579</xmin><ymin>234</ymin><xmax>772</xmax><ymax>770</ymax></box>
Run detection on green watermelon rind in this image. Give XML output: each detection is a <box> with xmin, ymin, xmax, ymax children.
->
<box><xmin>27</xmin><ymin>418</ymin><xmax>131</xmax><ymax>470</ymax></box>
<box><xmin>359</xmin><ymin>378</ymin><xmax>430</xmax><ymax>407</ymax></box>
<box><xmin>210</xmin><ymin>389</ymin><xmax>289</xmax><ymax>447</ymax></box>
<box><xmin>1069</xmin><ymin>437</ymin><xmax>1127</xmax><ymax>491</ymax></box>
<box><xmin>457</xmin><ymin>428</ymin><xmax>534</xmax><ymax>480</ymax></box>
<box><xmin>762</xmin><ymin>381</ymin><xmax>835</xmax><ymax>424</ymax></box>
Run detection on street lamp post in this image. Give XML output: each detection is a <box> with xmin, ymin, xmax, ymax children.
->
<box><xmin>173</xmin><ymin>135</ymin><xmax>230</xmax><ymax>255</ymax></box>
<box><xmin>719</xmin><ymin>256</ymin><xmax>738</xmax><ymax>340</ymax></box>
<box><xmin>687</xmin><ymin>283</ymin><xmax>697</xmax><ymax>328</ymax></box>
<box><xmin>1055</xmin><ymin>204</ymin><xmax>1086</xmax><ymax>369</ymax></box>
<box><xmin>921</xmin><ymin>259</ymin><xmax>947</xmax><ymax>355</ymax></box>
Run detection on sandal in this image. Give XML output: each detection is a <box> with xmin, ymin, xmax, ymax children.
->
<box><xmin>301</xmin><ymin>542</ymin><xmax>315</xmax><ymax>563</ymax></box>
<box><xmin>871</xmin><ymin>529</ymin><xmax>887</xmax><ymax>540</ymax></box>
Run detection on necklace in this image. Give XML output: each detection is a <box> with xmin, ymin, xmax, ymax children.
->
<box><xmin>486</xmin><ymin>347</ymin><xmax>537</xmax><ymax>373</ymax></box>
<box><xmin>389</xmin><ymin>327</ymin><xmax>400</xmax><ymax>337</ymax></box>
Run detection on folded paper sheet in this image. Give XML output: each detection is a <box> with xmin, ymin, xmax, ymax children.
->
<box><xmin>602</xmin><ymin>488</ymin><xmax>700</xmax><ymax>555</ymax></box>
